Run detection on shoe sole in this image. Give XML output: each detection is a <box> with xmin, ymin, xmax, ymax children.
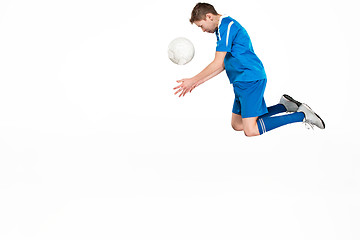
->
<box><xmin>283</xmin><ymin>94</ymin><xmax>302</xmax><ymax>107</ymax></box>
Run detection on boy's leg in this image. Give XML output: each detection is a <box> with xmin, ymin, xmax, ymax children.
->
<box><xmin>242</xmin><ymin>117</ymin><xmax>260</xmax><ymax>137</ymax></box>
<box><xmin>256</xmin><ymin>112</ymin><xmax>305</xmax><ymax>135</ymax></box>
<box><xmin>260</xmin><ymin>94</ymin><xmax>302</xmax><ymax>118</ymax></box>
<box><xmin>240</xmin><ymin>113</ymin><xmax>306</xmax><ymax>137</ymax></box>
<box><xmin>232</xmin><ymin>81</ymin><xmax>306</xmax><ymax>136</ymax></box>
<box><xmin>231</xmin><ymin>113</ymin><xmax>244</xmax><ymax>131</ymax></box>
<box><xmin>260</xmin><ymin>104</ymin><xmax>287</xmax><ymax>118</ymax></box>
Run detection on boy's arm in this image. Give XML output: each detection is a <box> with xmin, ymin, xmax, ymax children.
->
<box><xmin>174</xmin><ymin>51</ymin><xmax>226</xmax><ymax>97</ymax></box>
<box><xmin>191</xmin><ymin>51</ymin><xmax>226</xmax><ymax>86</ymax></box>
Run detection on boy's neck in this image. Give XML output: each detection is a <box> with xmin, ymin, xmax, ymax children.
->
<box><xmin>214</xmin><ymin>14</ymin><xmax>222</xmax><ymax>29</ymax></box>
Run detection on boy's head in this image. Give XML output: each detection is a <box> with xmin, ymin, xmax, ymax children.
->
<box><xmin>190</xmin><ymin>3</ymin><xmax>220</xmax><ymax>34</ymax></box>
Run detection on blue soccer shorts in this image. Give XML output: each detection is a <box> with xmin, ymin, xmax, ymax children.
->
<box><xmin>232</xmin><ymin>79</ymin><xmax>268</xmax><ymax>118</ymax></box>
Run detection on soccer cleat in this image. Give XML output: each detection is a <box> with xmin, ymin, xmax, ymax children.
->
<box><xmin>297</xmin><ymin>103</ymin><xmax>325</xmax><ymax>129</ymax></box>
<box><xmin>280</xmin><ymin>94</ymin><xmax>302</xmax><ymax>112</ymax></box>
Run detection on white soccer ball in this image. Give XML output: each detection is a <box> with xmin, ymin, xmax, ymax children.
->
<box><xmin>168</xmin><ymin>37</ymin><xmax>195</xmax><ymax>65</ymax></box>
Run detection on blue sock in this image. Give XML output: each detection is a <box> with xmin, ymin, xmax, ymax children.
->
<box><xmin>257</xmin><ymin>112</ymin><xmax>305</xmax><ymax>135</ymax></box>
<box><xmin>260</xmin><ymin>104</ymin><xmax>287</xmax><ymax>118</ymax></box>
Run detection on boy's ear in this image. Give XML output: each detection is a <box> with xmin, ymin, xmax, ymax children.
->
<box><xmin>206</xmin><ymin>13</ymin><xmax>213</xmax><ymax>21</ymax></box>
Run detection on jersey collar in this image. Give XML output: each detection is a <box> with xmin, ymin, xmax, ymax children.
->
<box><xmin>218</xmin><ymin>14</ymin><xmax>228</xmax><ymax>28</ymax></box>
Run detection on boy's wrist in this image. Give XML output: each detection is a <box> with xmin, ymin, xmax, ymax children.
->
<box><xmin>191</xmin><ymin>77</ymin><xmax>199</xmax><ymax>84</ymax></box>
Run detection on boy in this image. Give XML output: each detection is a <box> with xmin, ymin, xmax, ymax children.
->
<box><xmin>174</xmin><ymin>3</ymin><xmax>325</xmax><ymax>136</ymax></box>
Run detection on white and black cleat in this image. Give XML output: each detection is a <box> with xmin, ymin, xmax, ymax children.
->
<box><xmin>297</xmin><ymin>103</ymin><xmax>325</xmax><ymax>129</ymax></box>
<box><xmin>280</xmin><ymin>94</ymin><xmax>302</xmax><ymax>112</ymax></box>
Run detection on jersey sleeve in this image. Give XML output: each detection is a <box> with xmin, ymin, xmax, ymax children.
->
<box><xmin>216</xmin><ymin>20</ymin><xmax>238</xmax><ymax>52</ymax></box>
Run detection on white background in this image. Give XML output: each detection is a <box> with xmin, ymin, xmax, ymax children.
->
<box><xmin>0</xmin><ymin>0</ymin><xmax>359</xmax><ymax>239</ymax></box>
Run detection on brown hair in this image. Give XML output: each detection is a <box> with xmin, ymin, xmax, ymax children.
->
<box><xmin>189</xmin><ymin>3</ymin><xmax>218</xmax><ymax>24</ymax></box>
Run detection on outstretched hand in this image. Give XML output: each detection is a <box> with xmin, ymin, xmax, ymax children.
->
<box><xmin>173</xmin><ymin>78</ymin><xmax>198</xmax><ymax>97</ymax></box>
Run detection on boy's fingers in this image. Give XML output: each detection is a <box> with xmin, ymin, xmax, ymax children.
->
<box><xmin>174</xmin><ymin>89</ymin><xmax>182</xmax><ymax>95</ymax></box>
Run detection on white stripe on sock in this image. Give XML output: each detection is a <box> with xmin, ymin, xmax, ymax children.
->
<box><xmin>260</xmin><ymin>118</ymin><xmax>266</xmax><ymax>134</ymax></box>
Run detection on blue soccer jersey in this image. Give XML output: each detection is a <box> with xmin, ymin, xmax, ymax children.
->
<box><xmin>216</xmin><ymin>16</ymin><xmax>267</xmax><ymax>83</ymax></box>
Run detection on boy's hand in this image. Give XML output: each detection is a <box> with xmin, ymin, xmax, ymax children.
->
<box><xmin>173</xmin><ymin>78</ymin><xmax>197</xmax><ymax>97</ymax></box>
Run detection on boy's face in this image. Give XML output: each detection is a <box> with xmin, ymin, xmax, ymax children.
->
<box><xmin>194</xmin><ymin>13</ymin><xmax>218</xmax><ymax>33</ymax></box>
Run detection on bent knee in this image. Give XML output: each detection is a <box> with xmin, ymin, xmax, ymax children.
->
<box><xmin>243</xmin><ymin>129</ymin><xmax>259</xmax><ymax>137</ymax></box>
<box><xmin>231</xmin><ymin>124</ymin><xmax>243</xmax><ymax>131</ymax></box>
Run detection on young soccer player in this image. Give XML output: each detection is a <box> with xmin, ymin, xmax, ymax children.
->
<box><xmin>174</xmin><ymin>3</ymin><xmax>325</xmax><ymax>136</ymax></box>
